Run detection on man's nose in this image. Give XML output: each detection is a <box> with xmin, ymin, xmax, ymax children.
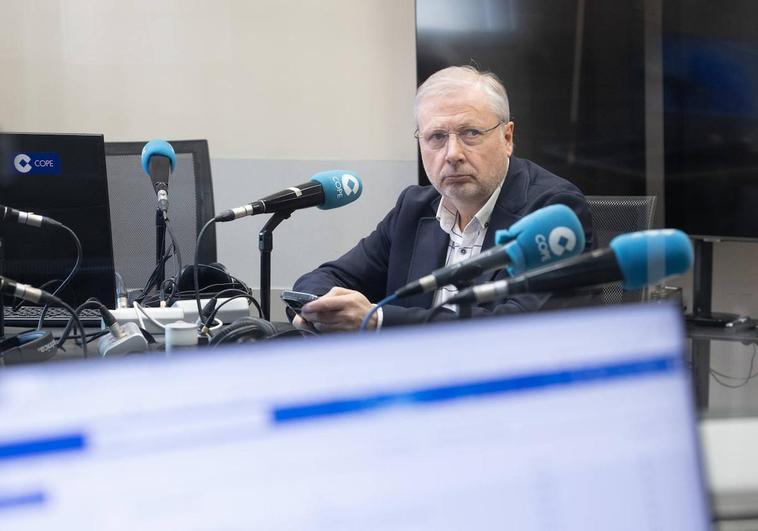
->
<box><xmin>445</xmin><ymin>133</ymin><xmax>465</xmax><ymax>164</ymax></box>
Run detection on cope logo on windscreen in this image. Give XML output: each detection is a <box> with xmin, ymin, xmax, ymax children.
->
<box><xmin>11</xmin><ymin>152</ymin><xmax>61</xmax><ymax>175</ymax></box>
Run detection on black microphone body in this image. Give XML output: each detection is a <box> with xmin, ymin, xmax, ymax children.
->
<box><xmin>0</xmin><ymin>276</ymin><xmax>57</xmax><ymax>305</ymax></box>
<box><xmin>508</xmin><ymin>249</ymin><xmax>621</xmax><ymax>295</ymax></box>
<box><xmin>396</xmin><ymin>246</ymin><xmax>512</xmax><ymax>298</ymax></box>
<box><xmin>451</xmin><ymin>249</ymin><xmax>622</xmax><ymax>305</ymax></box>
<box><xmin>148</xmin><ymin>156</ymin><xmax>172</xmax><ymax>214</ymax></box>
<box><xmin>216</xmin><ymin>181</ymin><xmax>325</xmax><ymax>222</ymax></box>
<box><xmin>1</xmin><ymin>204</ymin><xmax>61</xmax><ymax>229</ymax></box>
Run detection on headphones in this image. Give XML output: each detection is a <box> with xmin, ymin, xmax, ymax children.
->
<box><xmin>209</xmin><ymin>317</ymin><xmax>309</xmax><ymax>347</ymax></box>
<box><xmin>0</xmin><ymin>330</ymin><xmax>57</xmax><ymax>365</ymax></box>
<box><xmin>176</xmin><ymin>262</ymin><xmax>245</xmax><ymax>295</ymax></box>
<box><xmin>209</xmin><ymin>317</ymin><xmax>279</xmax><ymax>347</ymax></box>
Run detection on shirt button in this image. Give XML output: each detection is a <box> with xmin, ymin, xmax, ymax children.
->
<box><xmin>460</xmin><ymin>248</ymin><xmax>467</xmax><ymax>254</ymax></box>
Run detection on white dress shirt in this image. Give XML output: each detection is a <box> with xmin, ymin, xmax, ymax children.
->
<box><xmin>432</xmin><ymin>177</ymin><xmax>506</xmax><ymax>309</ymax></box>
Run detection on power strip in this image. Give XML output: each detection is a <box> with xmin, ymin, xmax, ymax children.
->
<box><xmin>172</xmin><ymin>297</ymin><xmax>251</xmax><ymax>325</ymax></box>
<box><xmin>110</xmin><ymin>307</ymin><xmax>184</xmax><ymax>335</ymax></box>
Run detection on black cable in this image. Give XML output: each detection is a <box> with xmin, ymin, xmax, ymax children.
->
<box><xmin>710</xmin><ymin>344</ymin><xmax>758</xmax><ymax>389</ymax></box>
<box><xmin>131</xmin><ymin>197</ymin><xmax>181</xmax><ymax>306</ymax></box>
<box><xmin>194</xmin><ymin>218</ymin><xmax>216</xmax><ymax>316</ymax></box>
<box><xmin>37</xmin><ymin>223</ymin><xmax>83</xmax><ymax>330</ymax></box>
<box><xmin>267</xmin><ymin>328</ymin><xmax>318</xmax><ymax>339</ymax></box>
<box><xmin>55</xmin><ymin>329</ymin><xmax>108</xmax><ymax>343</ymax></box>
<box><xmin>140</xmin><ymin>283</ymin><xmax>252</xmax><ymax>306</ymax></box>
<box><xmin>41</xmin><ymin>293</ymin><xmax>87</xmax><ymax>358</ymax></box>
<box><xmin>203</xmin><ymin>292</ymin><xmax>263</xmax><ymax>331</ymax></box>
<box><xmin>165</xmin><ymin>220</ymin><xmax>183</xmax><ymax>274</ymax></box>
<box><xmin>202</xmin><ymin>264</ymin><xmax>252</xmax><ymax>293</ymax></box>
<box><xmin>423</xmin><ymin>303</ymin><xmax>455</xmax><ymax>324</ymax></box>
<box><xmin>84</xmin><ymin>330</ymin><xmax>109</xmax><ymax>344</ymax></box>
<box><xmin>210</xmin><ymin>288</ymin><xmax>262</xmax><ymax>317</ymax></box>
<box><xmin>56</xmin><ymin>297</ymin><xmax>112</xmax><ymax>351</ymax></box>
<box><xmin>133</xmin><ymin>239</ymin><xmax>177</xmax><ymax>305</ymax></box>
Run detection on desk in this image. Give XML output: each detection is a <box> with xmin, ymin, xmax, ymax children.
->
<box><xmin>701</xmin><ymin>416</ymin><xmax>758</xmax><ymax>524</ymax></box>
<box><xmin>688</xmin><ymin>324</ymin><xmax>758</xmax><ymax>410</ymax></box>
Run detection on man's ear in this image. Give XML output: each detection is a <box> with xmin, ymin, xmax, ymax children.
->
<box><xmin>503</xmin><ymin>121</ymin><xmax>515</xmax><ymax>157</ymax></box>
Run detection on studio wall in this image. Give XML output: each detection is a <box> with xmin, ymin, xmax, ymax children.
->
<box><xmin>0</xmin><ymin>0</ymin><xmax>418</xmax><ymax>319</ymax></box>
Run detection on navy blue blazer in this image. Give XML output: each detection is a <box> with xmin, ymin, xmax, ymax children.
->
<box><xmin>293</xmin><ymin>157</ymin><xmax>595</xmax><ymax>326</ymax></box>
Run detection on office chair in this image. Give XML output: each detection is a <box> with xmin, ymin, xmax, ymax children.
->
<box><xmin>586</xmin><ymin>195</ymin><xmax>656</xmax><ymax>304</ymax></box>
<box><xmin>105</xmin><ymin>140</ymin><xmax>217</xmax><ymax>292</ymax></box>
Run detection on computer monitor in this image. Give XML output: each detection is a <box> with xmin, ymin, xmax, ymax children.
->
<box><xmin>0</xmin><ymin>133</ymin><xmax>116</xmax><ymax>308</ymax></box>
<box><xmin>0</xmin><ymin>304</ymin><xmax>709</xmax><ymax>529</ymax></box>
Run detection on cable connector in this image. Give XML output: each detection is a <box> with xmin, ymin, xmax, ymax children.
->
<box><xmin>98</xmin><ymin>306</ymin><xmax>126</xmax><ymax>340</ymax></box>
<box><xmin>97</xmin><ymin>322</ymin><xmax>148</xmax><ymax>357</ymax></box>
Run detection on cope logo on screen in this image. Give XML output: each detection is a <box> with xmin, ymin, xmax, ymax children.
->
<box><xmin>11</xmin><ymin>152</ymin><xmax>61</xmax><ymax>176</ymax></box>
<box><xmin>13</xmin><ymin>154</ymin><xmax>32</xmax><ymax>173</ymax></box>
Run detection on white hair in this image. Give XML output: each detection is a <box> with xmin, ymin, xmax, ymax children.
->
<box><xmin>415</xmin><ymin>65</ymin><xmax>510</xmax><ymax>124</ymax></box>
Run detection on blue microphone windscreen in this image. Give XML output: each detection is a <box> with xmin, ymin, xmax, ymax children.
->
<box><xmin>610</xmin><ymin>229</ymin><xmax>693</xmax><ymax>290</ymax></box>
<box><xmin>141</xmin><ymin>140</ymin><xmax>177</xmax><ymax>175</ymax></box>
<box><xmin>495</xmin><ymin>204</ymin><xmax>585</xmax><ymax>275</ymax></box>
<box><xmin>311</xmin><ymin>171</ymin><xmax>362</xmax><ymax>210</ymax></box>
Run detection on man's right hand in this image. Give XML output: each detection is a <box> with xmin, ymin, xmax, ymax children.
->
<box><xmin>292</xmin><ymin>314</ymin><xmax>318</xmax><ymax>333</ymax></box>
<box><xmin>297</xmin><ymin>287</ymin><xmax>377</xmax><ymax>332</ymax></box>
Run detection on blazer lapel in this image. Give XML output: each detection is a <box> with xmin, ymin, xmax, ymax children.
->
<box><xmin>404</xmin><ymin>157</ymin><xmax>532</xmax><ymax>303</ymax></box>
<box><xmin>404</xmin><ymin>200</ymin><xmax>448</xmax><ymax>309</ymax></box>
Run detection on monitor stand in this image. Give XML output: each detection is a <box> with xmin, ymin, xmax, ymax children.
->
<box><xmin>686</xmin><ymin>239</ymin><xmax>752</xmax><ymax>328</ymax></box>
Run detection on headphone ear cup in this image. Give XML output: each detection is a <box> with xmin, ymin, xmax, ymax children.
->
<box><xmin>209</xmin><ymin>317</ymin><xmax>278</xmax><ymax>347</ymax></box>
<box><xmin>255</xmin><ymin>318</ymin><xmax>278</xmax><ymax>338</ymax></box>
<box><xmin>0</xmin><ymin>330</ymin><xmax>57</xmax><ymax>365</ymax></box>
<box><xmin>176</xmin><ymin>263</ymin><xmax>235</xmax><ymax>294</ymax></box>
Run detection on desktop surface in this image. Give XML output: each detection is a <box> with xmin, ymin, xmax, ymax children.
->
<box><xmin>0</xmin><ymin>304</ymin><xmax>709</xmax><ymax>530</ymax></box>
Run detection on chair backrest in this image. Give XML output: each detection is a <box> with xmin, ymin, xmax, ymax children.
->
<box><xmin>586</xmin><ymin>195</ymin><xmax>656</xmax><ymax>304</ymax></box>
<box><xmin>105</xmin><ymin>140</ymin><xmax>217</xmax><ymax>290</ymax></box>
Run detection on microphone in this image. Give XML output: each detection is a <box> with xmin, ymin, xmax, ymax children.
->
<box><xmin>395</xmin><ymin>204</ymin><xmax>585</xmax><ymax>298</ymax></box>
<box><xmin>445</xmin><ymin>229</ymin><xmax>693</xmax><ymax>305</ymax></box>
<box><xmin>0</xmin><ymin>276</ymin><xmax>58</xmax><ymax>305</ymax></box>
<box><xmin>141</xmin><ymin>140</ymin><xmax>177</xmax><ymax>215</ymax></box>
<box><xmin>214</xmin><ymin>170</ymin><xmax>363</xmax><ymax>222</ymax></box>
<box><xmin>0</xmin><ymin>204</ymin><xmax>62</xmax><ymax>229</ymax></box>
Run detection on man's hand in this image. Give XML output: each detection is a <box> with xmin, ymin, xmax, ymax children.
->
<box><xmin>298</xmin><ymin>287</ymin><xmax>377</xmax><ymax>332</ymax></box>
<box><xmin>292</xmin><ymin>314</ymin><xmax>318</xmax><ymax>333</ymax></box>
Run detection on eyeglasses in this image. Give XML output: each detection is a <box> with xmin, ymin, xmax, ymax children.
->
<box><xmin>414</xmin><ymin>121</ymin><xmax>504</xmax><ymax>150</ymax></box>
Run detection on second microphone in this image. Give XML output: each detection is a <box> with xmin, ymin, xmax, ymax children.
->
<box><xmin>215</xmin><ymin>171</ymin><xmax>363</xmax><ymax>222</ymax></box>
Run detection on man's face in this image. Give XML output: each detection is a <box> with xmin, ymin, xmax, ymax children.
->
<box><xmin>417</xmin><ymin>88</ymin><xmax>514</xmax><ymax>215</ymax></box>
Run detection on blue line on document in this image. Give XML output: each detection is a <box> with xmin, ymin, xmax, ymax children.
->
<box><xmin>0</xmin><ymin>491</ymin><xmax>46</xmax><ymax>511</ymax></box>
<box><xmin>0</xmin><ymin>433</ymin><xmax>85</xmax><ymax>463</ymax></box>
<box><xmin>272</xmin><ymin>355</ymin><xmax>678</xmax><ymax>424</ymax></box>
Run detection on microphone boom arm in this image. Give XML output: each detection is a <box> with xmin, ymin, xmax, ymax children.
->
<box><xmin>258</xmin><ymin>209</ymin><xmax>294</xmax><ymax>321</ymax></box>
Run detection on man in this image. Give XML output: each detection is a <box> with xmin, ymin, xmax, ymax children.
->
<box><xmin>293</xmin><ymin>66</ymin><xmax>594</xmax><ymax>332</ymax></box>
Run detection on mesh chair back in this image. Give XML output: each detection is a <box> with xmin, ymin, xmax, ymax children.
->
<box><xmin>105</xmin><ymin>140</ymin><xmax>217</xmax><ymax>290</ymax></box>
<box><xmin>586</xmin><ymin>195</ymin><xmax>656</xmax><ymax>304</ymax></box>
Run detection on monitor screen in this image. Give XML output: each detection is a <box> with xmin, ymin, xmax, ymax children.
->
<box><xmin>0</xmin><ymin>304</ymin><xmax>709</xmax><ymax>529</ymax></box>
<box><xmin>0</xmin><ymin>132</ymin><xmax>116</xmax><ymax>308</ymax></box>
<box><xmin>663</xmin><ymin>0</ymin><xmax>758</xmax><ymax>240</ymax></box>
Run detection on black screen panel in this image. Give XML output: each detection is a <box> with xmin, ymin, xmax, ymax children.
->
<box><xmin>0</xmin><ymin>133</ymin><xmax>116</xmax><ymax>308</ymax></box>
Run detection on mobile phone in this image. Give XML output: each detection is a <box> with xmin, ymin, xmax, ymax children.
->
<box><xmin>280</xmin><ymin>290</ymin><xmax>319</xmax><ymax>314</ymax></box>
